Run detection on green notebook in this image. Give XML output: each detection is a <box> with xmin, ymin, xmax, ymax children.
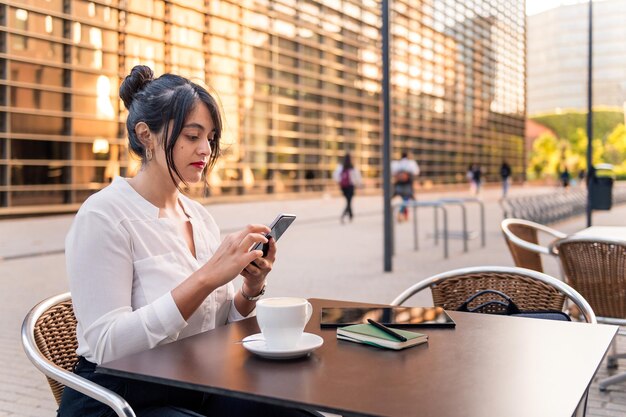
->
<box><xmin>336</xmin><ymin>323</ymin><xmax>428</xmax><ymax>350</ymax></box>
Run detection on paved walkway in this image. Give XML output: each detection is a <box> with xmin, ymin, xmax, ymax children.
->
<box><xmin>1</xmin><ymin>184</ymin><xmax>625</xmax><ymax>416</ymax></box>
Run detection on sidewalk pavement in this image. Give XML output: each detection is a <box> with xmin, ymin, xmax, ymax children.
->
<box><xmin>1</xmin><ymin>184</ymin><xmax>625</xmax><ymax>416</ymax></box>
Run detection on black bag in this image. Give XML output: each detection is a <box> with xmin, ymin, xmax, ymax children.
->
<box><xmin>457</xmin><ymin>289</ymin><xmax>571</xmax><ymax>321</ymax></box>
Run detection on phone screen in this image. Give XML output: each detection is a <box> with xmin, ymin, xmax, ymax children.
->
<box><xmin>252</xmin><ymin>214</ymin><xmax>296</xmax><ymax>256</ymax></box>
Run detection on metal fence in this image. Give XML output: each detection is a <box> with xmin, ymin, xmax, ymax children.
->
<box><xmin>500</xmin><ymin>183</ymin><xmax>626</xmax><ymax>225</ymax></box>
<box><xmin>392</xmin><ymin>197</ymin><xmax>485</xmax><ymax>259</ymax></box>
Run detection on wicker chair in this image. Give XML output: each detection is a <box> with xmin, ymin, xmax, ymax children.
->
<box><xmin>21</xmin><ymin>292</ymin><xmax>136</xmax><ymax>417</ymax></box>
<box><xmin>501</xmin><ymin>218</ymin><xmax>566</xmax><ymax>272</ymax></box>
<box><xmin>391</xmin><ymin>266</ymin><xmax>596</xmax><ymax>324</ymax></box>
<box><xmin>390</xmin><ymin>266</ymin><xmax>596</xmax><ymax>417</ymax></box>
<box><xmin>552</xmin><ymin>236</ymin><xmax>626</xmax><ymax>391</ymax></box>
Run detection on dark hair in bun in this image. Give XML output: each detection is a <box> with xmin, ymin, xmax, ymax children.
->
<box><xmin>119</xmin><ymin>65</ymin><xmax>154</xmax><ymax>109</ymax></box>
<box><xmin>119</xmin><ymin>65</ymin><xmax>222</xmax><ymax>192</ymax></box>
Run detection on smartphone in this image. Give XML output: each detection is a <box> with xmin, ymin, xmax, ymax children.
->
<box><xmin>251</xmin><ymin>213</ymin><xmax>297</xmax><ymax>257</ymax></box>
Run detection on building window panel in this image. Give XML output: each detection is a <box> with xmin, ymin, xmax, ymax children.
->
<box><xmin>10</xmin><ymin>88</ymin><xmax>64</xmax><ymax>112</ymax></box>
<box><xmin>10</xmin><ymin>114</ymin><xmax>65</xmax><ymax>135</ymax></box>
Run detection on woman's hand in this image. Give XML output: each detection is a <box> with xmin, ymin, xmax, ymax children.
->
<box><xmin>241</xmin><ymin>237</ymin><xmax>276</xmax><ymax>294</ymax></box>
<box><xmin>202</xmin><ymin>224</ymin><xmax>270</xmax><ymax>287</ymax></box>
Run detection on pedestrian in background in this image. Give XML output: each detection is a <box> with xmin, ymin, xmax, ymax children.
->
<box><xmin>470</xmin><ymin>164</ymin><xmax>482</xmax><ymax>195</ymax></box>
<box><xmin>466</xmin><ymin>164</ymin><xmax>475</xmax><ymax>194</ymax></box>
<box><xmin>391</xmin><ymin>151</ymin><xmax>420</xmax><ymax>222</ymax></box>
<box><xmin>333</xmin><ymin>153</ymin><xmax>362</xmax><ymax>224</ymax></box>
<box><xmin>500</xmin><ymin>161</ymin><xmax>512</xmax><ymax>198</ymax></box>
<box><xmin>560</xmin><ymin>166</ymin><xmax>571</xmax><ymax>188</ymax></box>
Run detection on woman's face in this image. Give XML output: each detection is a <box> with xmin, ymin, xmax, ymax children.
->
<box><xmin>154</xmin><ymin>101</ymin><xmax>215</xmax><ymax>185</ymax></box>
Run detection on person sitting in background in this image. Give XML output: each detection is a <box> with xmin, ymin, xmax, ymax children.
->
<box><xmin>59</xmin><ymin>65</ymin><xmax>314</xmax><ymax>417</ymax></box>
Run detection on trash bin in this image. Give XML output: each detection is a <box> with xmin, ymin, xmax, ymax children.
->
<box><xmin>590</xmin><ymin>164</ymin><xmax>614</xmax><ymax>210</ymax></box>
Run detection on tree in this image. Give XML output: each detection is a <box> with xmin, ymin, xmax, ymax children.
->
<box><xmin>527</xmin><ymin>132</ymin><xmax>560</xmax><ymax>180</ymax></box>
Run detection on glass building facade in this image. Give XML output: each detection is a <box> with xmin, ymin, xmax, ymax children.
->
<box><xmin>0</xmin><ymin>0</ymin><xmax>525</xmax><ymax>215</ymax></box>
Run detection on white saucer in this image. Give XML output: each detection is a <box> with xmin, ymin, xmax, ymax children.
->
<box><xmin>242</xmin><ymin>333</ymin><xmax>324</xmax><ymax>359</ymax></box>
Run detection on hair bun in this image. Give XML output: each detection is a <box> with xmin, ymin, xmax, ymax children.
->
<box><xmin>119</xmin><ymin>65</ymin><xmax>154</xmax><ymax>108</ymax></box>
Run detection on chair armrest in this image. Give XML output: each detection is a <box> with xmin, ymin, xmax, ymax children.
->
<box><xmin>21</xmin><ymin>307</ymin><xmax>136</xmax><ymax>417</ymax></box>
<box><xmin>501</xmin><ymin>219</ymin><xmax>566</xmax><ymax>256</ymax></box>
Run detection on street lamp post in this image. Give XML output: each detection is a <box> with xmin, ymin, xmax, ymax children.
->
<box><xmin>585</xmin><ymin>0</ymin><xmax>593</xmax><ymax>227</ymax></box>
<box><xmin>382</xmin><ymin>0</ymin><xmax>393</xmax><ymax>272</ymax></box>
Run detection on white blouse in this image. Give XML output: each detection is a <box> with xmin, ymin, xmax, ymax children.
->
<box><xmin>65</xmin><ymin>176</ymin><xmax>247</xmax><ymax>365</ymax></box>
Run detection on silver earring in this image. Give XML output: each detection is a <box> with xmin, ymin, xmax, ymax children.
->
<box><xmin>145</xmin><ymin>148</ymin><xmax>153</xmax><ymax>161</ymax></box>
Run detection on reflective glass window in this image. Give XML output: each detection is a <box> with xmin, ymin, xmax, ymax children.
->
<box><xmin>9</xmin><ymin>61</ymin><xmax>63</xmax><ymax>87</ymax></box>
<box><xmin>73</xmin><ymin>118</ymin><xmax>118</xmax><ymax>137</ymax></box>
<box><xmin>10</xmin><ymin>115</ymin><xmax>65</xmax><ymax>135</ymax></box>
<box><xmin>8</xmin><ymin>35</ymin><xmax>63</xmax><ymax>62</ymax></box>
<box><xmin>10</xmin><ymin>88</ymin><xmax>64</xmax><ymax>112</ymax></box>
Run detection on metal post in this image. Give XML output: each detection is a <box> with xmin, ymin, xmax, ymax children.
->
<box><xmin>441</xmin><ymin>206</ymin><xmax>449</xmax><ymax>259</ymax></box>
<box><xmin>479</xmin><ymin>201</ymin><xmax>486</xmax><ymax>247</ymax></box>
<box><xmin>382</xmin><ymin>0</ymin><xmax>393</xmax><ymax>271</ymax></box>
<box><xmin>434</xmin><ymin>206</ymin><xmax>439</xmax><ymax>246</ymax></box>
<box><xmin>412</xmin><ymin>205</ymin><xmax>418</xmax><ymax>250</ymax></box>
<box><xmin>585</xmin><ymin>0</ymin><xmax>593</xmax><ymax>227</ymax></box>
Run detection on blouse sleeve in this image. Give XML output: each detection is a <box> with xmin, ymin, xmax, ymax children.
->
<box><xmin>66</xmin><ymin>210</ymin><xmax>187</xmax><ymax>364</ymax></box>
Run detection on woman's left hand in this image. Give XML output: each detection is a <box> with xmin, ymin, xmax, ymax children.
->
<box><xmin>241</xmin><ymin>237</ymin><xmax>276</xmax><ymax>292</ymax></box>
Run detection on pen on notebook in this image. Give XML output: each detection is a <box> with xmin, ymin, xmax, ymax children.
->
<box><xmin>367</xmin><ymin>318</ymin><xmax>408</xmax><ymax>342</ymax></box>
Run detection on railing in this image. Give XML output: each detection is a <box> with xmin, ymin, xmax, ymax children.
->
<box><xmin>392</xmin><ymin>201</ymin><xmax>449</xmax><ymax>258</ymax></box>
<box><xmin>392</xmin><ymin>197</ymin><xmax>485</xmax><ymax>259</ymax></box>
<box><xmin>500</xmin><ymin>183</ymin><xmax>626</xmax><ymax>225</ymax></box>
<box><xmin>438</xmin><ymin>198</ymin><xmax>486</xmax><ymax>250</ymax></box>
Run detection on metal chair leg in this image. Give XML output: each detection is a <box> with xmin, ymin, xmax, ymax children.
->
<box><xmin>599</xmin><ymin>371</ymin><xmax>626</xmax><ymax>391</ymax></box>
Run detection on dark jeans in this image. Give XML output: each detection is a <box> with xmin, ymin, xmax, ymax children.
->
<box><xmin>58</xmin><ymin>357</ymin><xmax>318</xmax><ymax>417</ymax></box>
<box><xmin>340</xmin><ymin>185</ymin><xmax>354</xmax><ymax>220</ymax></box>
<box><xmin>394</xmin><ymin>183</ymin><xmax>414</xmax><ymax>216</ymax></box>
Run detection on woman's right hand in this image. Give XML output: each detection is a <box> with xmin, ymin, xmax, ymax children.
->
<box><xmin>202</xmin><ymin>224</ymin><xmax>271</xmax><ymax>287</ymax></box>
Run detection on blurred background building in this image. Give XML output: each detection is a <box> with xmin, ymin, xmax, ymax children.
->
<box><xmin>0</xmin><ymin>0</ymin><xmax>525</xmax><ymax>215</ymax></box>
<box><xmin>527</xmin><ymin>0</ymin><xmax>626</xmax><ymax>115</ymax></box>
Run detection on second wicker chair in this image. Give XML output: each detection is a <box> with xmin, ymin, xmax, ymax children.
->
<box><xmin>391</xmin><ymin>266</ymin><xmax>595</xmax><ymax>324</ymax></box>
<box><xmin>501</xmin><ymin>218</ymin><xmax>566</xmax><ymax>272</ymax></box>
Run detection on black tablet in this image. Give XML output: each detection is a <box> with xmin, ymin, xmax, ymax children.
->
<box><xmin>320</xmin><ymin>306</ymin><xmax>456</xmax><ymax>328</ymax></box>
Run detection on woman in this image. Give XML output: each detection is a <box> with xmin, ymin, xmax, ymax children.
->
<box><xmin>332</xmin><ymin>153</ymin><xmax>362</xmax><ymax>223</ymax></box>
<box><xmin>59</xmin><ymin>66</ymin><xmax>312</xmax><ymax>417</ymax></box>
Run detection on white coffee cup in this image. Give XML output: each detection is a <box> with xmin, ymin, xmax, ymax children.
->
<box><xmin>256</xmin><ymin>297</ymin><xmax>313</xmax><ymax>350</ymax></box>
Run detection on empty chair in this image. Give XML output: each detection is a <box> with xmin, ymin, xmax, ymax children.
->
<box><xmin>501</xmin><ymin>218</ymin><xmax>566</xmax><ymax>272</ymax></box>
<box><xmin>552</xmin><ymin>236</ymin><xmax>626</xmax><ymax>391</ymax></box>
<box><xmin>21</xmin><ymin>292</ymin><xmax>136</xmax><ymax>417</ymax></box>
<box><xmin>391</xmin><ymin>266</ymin><xmax>595</xmax><ymax>324</ymax></box>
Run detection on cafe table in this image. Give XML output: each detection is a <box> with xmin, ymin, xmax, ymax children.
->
<box><xmin>98</xmin><ymin>299</ymin><xmax>617</xmax><ymax>417</ymax></box>
<box><xmin>575</xmin><ymin>226</ymin><xmax>626</xmax><ymax>241</ymax></box>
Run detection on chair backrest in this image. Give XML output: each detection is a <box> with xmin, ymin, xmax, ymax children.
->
<box><xmin>553</xmin><ymin>236</ymin><xmax>626</xmax><ymax>320</ymax></box>
<box><xmin>501</xmin><ymin>218</ymin><xmax>566</xmax><ymax>273</ymax></box>
<box><xmin>391</xmin><ymin>266</ymin><xmax>596</xmax><ymax>324</ymax></box>
<box><xmin>22</xmin><ymin>293</ymin><xmax>136</xmax><ymax>417</ymax></box>
<box><xmin>502</xmin><ymin>221</ymin><xmax>543</xmax><ymax>271</ymax></box>
<box><xmin>30</xmin><ymin>294</ymin><xmax>78</xmax><ymax>404</ymax></box>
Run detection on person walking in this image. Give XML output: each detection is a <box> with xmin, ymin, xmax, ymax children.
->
<box><xmin>391</xmin><ymin>152</ymin><xmax>420</xmax><ymax>222</ymax></box>
<box><xmin>466</xmin><ymin>164</ymin><xmax>475</xmax><ymax>194</ymax></box>
<box><xmin>470</xmin><ymin>164</ymin><xmax>482</xmax><ymax>195</ymax></box>
<box><xmin>560</xmin><ymin>167</ymin><xmax>571</xmax><ymax>188</ymax></box>
<box><xmin>333</xmin><ymin>153</ymin><xmax>362</xmax><ymax>224</ymax></box>
<box><xmin>500</xmin><ymin>161</ymin><xmax>512</xmax><ymax>198</ymax></box>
